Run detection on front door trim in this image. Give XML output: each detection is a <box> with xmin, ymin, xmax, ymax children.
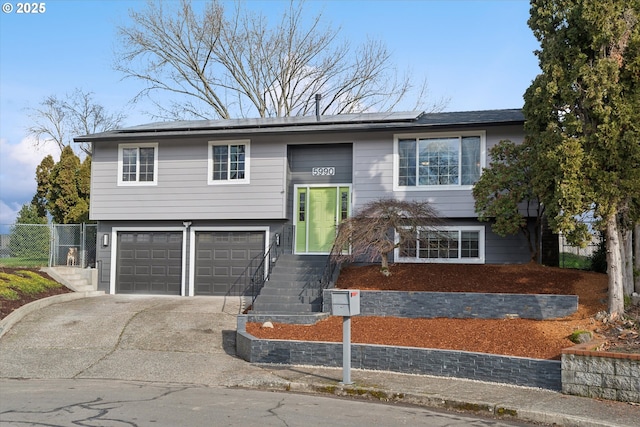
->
<box><xmin>293</xmin><ymin>184</ymin><xmax>351</xmax><ymax>255</ymax></box>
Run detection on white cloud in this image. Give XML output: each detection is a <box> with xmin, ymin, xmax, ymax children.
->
<box><xmin>0</xmin><ymin>137</ymin><xmax>60</xmax><ymax>226</ymax></box>
<box><xmin>0</xmin><ymin>199</ymin><xmax>21</xmax><ymax>225</ymax></box>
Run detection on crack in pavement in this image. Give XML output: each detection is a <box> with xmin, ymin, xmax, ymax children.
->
<box><xmin>72</xmin><ymin>300</ymin><xmax>169</xmax><ymax>379</ymax></box>
<box><xmin>266</xmin><ymin>398</ymin><xmax>290</xmax><ymax>427</ymax></box>
<box><xmin>0</xmin><ymin>383</ymin><xmax>190</xmax><ymax>427</ymax></box>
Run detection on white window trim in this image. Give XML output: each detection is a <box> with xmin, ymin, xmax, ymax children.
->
<box><xmin>394</xmin><ymin>225</ymin><xmax>485</xmax><ymax>264</ymax></box>
<box><xmin>208</xmin><ymin>139</ymin><xmax>250</xmax><ymax>185</ymax></box>
<box><xmin>392</xmin><ymin>130</ymin><xmax>486</xmax><ymax>191</ymax></box>
<box><xmin>117</xmin><ymin>143</ymin><xmax>158</xmax><ymax>186</ymax></box>
<box><xmin>187</xmin><ymin>226</ymin><xmax>269</xmax><ymax>296</ymax></box>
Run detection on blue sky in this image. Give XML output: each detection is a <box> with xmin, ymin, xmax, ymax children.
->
<box><xmin>0</xmin><ymin>0</ymin><xmax>540</xmax><ymax>230</ymax></box>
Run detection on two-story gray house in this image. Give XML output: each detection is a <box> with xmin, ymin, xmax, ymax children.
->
<box><xmin>75</xmin><ymin>109</ymin><xmax>537</xmax><ymax>302</ymax></box>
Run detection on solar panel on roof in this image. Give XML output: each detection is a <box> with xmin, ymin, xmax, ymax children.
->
<box><xmin>74</xmin><ymin>109</ymin><xmax>523</xmax><ymax>141</ymax></box>
<box><xmin>120</xmin><ymin>111</ymin><xmax>422</xmax><ymax>133</ymax></box>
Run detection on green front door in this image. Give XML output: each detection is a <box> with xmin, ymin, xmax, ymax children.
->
<box><xmin>295</xmin><ymin>186</ymin><xmax>350</xmax><ymax>253</ymax></box>
<box><xmin>308</xmin><ymin>187</ymin><xmax>337</xmax><ymax>252</ymax></box>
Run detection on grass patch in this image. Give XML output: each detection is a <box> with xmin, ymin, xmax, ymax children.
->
<box><xmin>0</xmin><ymin>270</ymin><xmax>62</xmax><ymax>299</ymax></box>
<box><xmin>0</xmin><ymin>258</ymin><xmax>49</xmax><ymax>268</ymax></box>
<box><xmin>560</xmin><ymin>252</ymin><xmax>591</xmax><ymax>270</ymax></box>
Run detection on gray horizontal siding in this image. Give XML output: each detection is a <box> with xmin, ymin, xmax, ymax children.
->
<box><xmin>352</xmin><ymin>126</ymin><xmax>526</xmax><ymax>218</ymax></box>
<box><xmin>486</xmin><ymin>125</ymin><xmax>526</xmax><ymax>150</ymax></box>
<box><xmin>450</xmin><ymin>218</ymin><xmax>531</xmax><ymax>264</ymax></box>
<box><xmin>90</xmin><ymin>139</ymin><xmax>287</xmax><ymax>221</ymax></box>
<box><xmin>485</xmin><ymin>219</ymin><xmax>534</xmax><ymax>264</ymax></box>
<box><xmin>90</xmin><ymin>124</ymin><xmax>526</xmax><ymax>222</ymax></box>
<box><xmin>352</xmin><ymin>134</ymin><xmax>393</xmax><ymax>206</ymax></box>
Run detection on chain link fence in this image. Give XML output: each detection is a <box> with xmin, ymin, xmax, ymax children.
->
<box><xmin>0</xmin><ymin>224</ymin><xmax>97</xmax><ymax>268</ymax></box>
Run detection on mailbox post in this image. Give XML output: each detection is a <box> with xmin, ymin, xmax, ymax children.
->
<box><xmin>330</xmin><ymin>289</ymin><xmax>360</xmax><ymax>385</ymax></box>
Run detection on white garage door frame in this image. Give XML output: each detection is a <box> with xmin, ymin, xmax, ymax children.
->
<box><xmin>188</xmin><ymin>226</ymin><xmax>270</xmax><ymax>297</ymax></box>
<box><xmin>109</xmin><ymin>226</ymin><xmax>188</xmax><ymax>295</ymax></box>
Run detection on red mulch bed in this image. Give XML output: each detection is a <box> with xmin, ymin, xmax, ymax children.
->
<box><xmin>247</xmin><ymin>263</ymin><xmax>640</xmax><ymax>360</ymax></box>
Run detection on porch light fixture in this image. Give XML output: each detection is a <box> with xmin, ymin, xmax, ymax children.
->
<box><xmin>102</xmin><ymin>234</ymin><xmax>109</xmax><ymax>247</ymax></box>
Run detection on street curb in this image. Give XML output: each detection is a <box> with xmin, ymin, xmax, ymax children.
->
<box><xmin>0</xmin><ymin>291</ymin><xmax>104</xmax><ymax>339</ymax></box>
<box><xmin>240</xmin><ymin>380</ymin><xmax>623</xmax><ymax>427</ymax></box>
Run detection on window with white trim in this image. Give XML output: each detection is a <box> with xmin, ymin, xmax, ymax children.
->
<box><xmin>118</xmin><ymin>143</ymin><xmax>158</xmax><ymax>185</ymax></box>
<box><xmin>395</xmin><ymin>132</ymin><xmax>485</xmax><ymax>189</ymax></box>
<box><xmin>208</xmin><ymin>140</ymin><xmax>249</xmax><ymax>184</ymax></box>
<box><xmin>396</xmin><ymin>226</ymin><xmax>485</xmax><ymax>263</ymax></box>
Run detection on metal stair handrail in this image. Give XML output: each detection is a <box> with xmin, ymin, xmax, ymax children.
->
<box><xmin>229</xmin><ymin>225</ymin><xmax>293</xmax><ymax>308</ymax></box>
<box><xmin>319</xmin><ymin>240</ymin><xmax>344</xmax><ymax>290</ymax></box>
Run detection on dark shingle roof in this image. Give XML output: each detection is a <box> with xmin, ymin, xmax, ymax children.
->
<box><xmin>74</xmin><ymin>109</ymin><xmax>524</xmax><ymax>142</ymax></box>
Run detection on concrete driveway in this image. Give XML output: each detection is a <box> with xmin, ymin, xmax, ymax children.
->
<box><xmin>0</xmin><ymin>295</ymin><xmax>284</xmax><ymax>386</ymax></box>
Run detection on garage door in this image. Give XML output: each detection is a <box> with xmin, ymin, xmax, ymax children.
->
<box><xmin>194</xmin><ymin>231</ymin><xmax>265</xmax><ymax>296</ymax></box>
<box><xmin>116</xmin><ymin>231</ymin><xmax>183</xmax><ymax>295</ymax></box>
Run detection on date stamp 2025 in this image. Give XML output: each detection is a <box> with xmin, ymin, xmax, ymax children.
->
<box><xmin>2</xmin><ymin>2</ymin><xmax>47</xmax><ymax>14</ymax></box>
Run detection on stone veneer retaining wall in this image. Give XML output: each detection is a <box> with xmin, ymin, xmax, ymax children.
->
<box><xmin>245</xmin><ymin>313</ymin><xmax>329</xmax><ymax>325</ymax></box>
<box><xmin>322</xmin><ymin>290</ymin><xmax>578</xmax><ymax>320</ymax></box>
<box><xmin>237</xmin><ymin>316</ymin><xmax>562</xmax><ymax>391</ymax></box>
<box><xmin>562</xmin><ymin>340</ymin><xmax>640</xmax><ymax>403</ymax></box>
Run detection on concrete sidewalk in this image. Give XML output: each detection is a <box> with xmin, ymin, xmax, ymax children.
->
<box><xmin>0</xmin><ymin>294</ymin><xmax>637</xmax><ymax>426</ymax></box>
<box><xmin>248</xmin><ymin>364</ymin><xmax>639</xmax><ymax>427</ymax></box>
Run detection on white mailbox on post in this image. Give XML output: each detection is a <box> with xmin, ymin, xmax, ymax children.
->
<box><xmin>331</xmin><ymin>289</ymin><xmax>360</xmax><ymax>316</ymax></box>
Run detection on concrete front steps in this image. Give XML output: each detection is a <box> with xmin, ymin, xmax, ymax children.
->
<box><xmin>42</xmin><ymin>267</ymin><xmax>97</xmax><ymax>293</ymax></box>
<box><xmin>250</xmin><ymin>255</ymin><xmax>328</xmax><ymax>314</ymax></box>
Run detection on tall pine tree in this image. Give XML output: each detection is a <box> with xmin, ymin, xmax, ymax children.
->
<box><xmin>35</xmin><ymin>146</ymin><xmax>91</xmax><ymax>224</ymax></box>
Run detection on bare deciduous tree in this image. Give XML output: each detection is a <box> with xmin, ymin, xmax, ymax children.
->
<box><xmin>332</xmin><ymin>199</ymin><xmax>441</xmax><ymax>276</ymax></box>
<box><xmin>27</xmin><ymin>89</ymin><xmax>126</xmax><ymax>156</ymax></box>
<box><xmin>115</xmin><ymin>0</ymin><xmax>445</xmax><ymax>120</ymax></box>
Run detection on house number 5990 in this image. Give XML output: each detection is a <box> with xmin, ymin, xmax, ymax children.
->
<box><xmin>312</xmin><ymin>167</ymin><xmax>335</xmax><ymax>176</ymax></box>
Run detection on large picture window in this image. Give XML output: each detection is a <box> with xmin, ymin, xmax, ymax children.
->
<box><xmin>118</xmin><ymin>143</ymin><xmax>158</xmax><ymax>185</ymax></box>
<box><xmin>208</xmin><ymin>140</ymin><xmax>249</xmax><ymax>184</ymax></box>
<box><xmin>396</xmin><ymin>226</ymin><xmax>484</xmax><ymax>263</ymax></box>
<box><xmin>395</xmin><ymin>132</ymin><xmax>485</xmax><ymax>189</ymax></box>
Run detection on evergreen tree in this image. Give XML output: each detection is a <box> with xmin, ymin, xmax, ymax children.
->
<box><xmin>35</xmin><ymin>146</ymin><xmax>91</xmax><ymax>224</ymax></box>
<box><xmin>524</xmin><ymin>0</ymin><xmax>640</xmax><ymax>315</ymax></box>
<box><xmin>33</xmin><ymin>155</ymin><xmax>55</xmax><ymax>218</ymax></box>
<box><xmin>473</xmin><ymin>139</ymin><xmax>546</xmax><ymax>263</ymax></box>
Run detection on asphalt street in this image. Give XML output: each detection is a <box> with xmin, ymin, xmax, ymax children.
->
<box><xmin>1</xmin><ymin>378</ymin><xmax>538</xmax><ymax>427</ymax></box>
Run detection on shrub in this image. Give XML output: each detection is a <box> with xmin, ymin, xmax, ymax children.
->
<box><xmin>589</xmin><ymin>237</ymin><xmax>607</xmax><ymax>273</ymax></box>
